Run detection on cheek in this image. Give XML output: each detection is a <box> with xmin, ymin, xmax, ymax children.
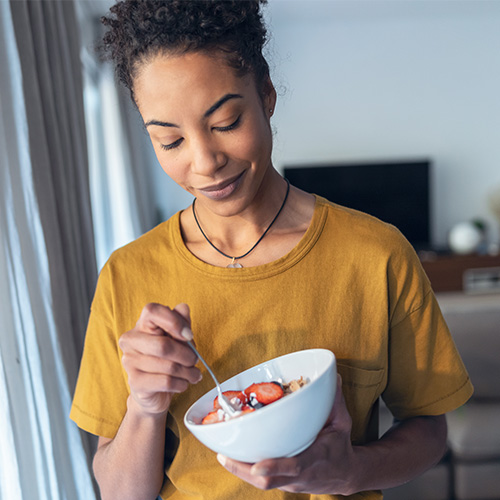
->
<box><xmin>153</xmin><ymin>148</ymin><xmax>173</xmax><ymax>177</ymax></box>
<box><xmin>155</xmin><ymin>152</ymin><xmax>189</xmax><ymax>187</ymax></box>
<box><xmin>150</xmin><ymin>140</ymin><xmax>182</xmax><ymax>178</ymax></box>
<box><xmin>238</xmin><ymin>121</ymin><xmax>272</xmax><ymax>165</ymax></box>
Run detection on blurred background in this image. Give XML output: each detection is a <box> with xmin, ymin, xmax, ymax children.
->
<box><xmin>79</xmin><ymin>0</ymin><xmax>500</xmax><ymax>264</ymax></box>
<box><xmin>1</xmin><ymin>1</ymin><xmax>499</xmax><ymax>499</ymax></box>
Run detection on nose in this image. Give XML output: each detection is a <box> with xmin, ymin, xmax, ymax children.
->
<box><xmin>189</xmin><ymin>134</ymin><xmax>227</xmax><ymax>176</ymax></box>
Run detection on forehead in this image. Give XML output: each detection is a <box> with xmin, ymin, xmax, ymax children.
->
<box><xmin>133</xmin><ymin>51</ymin><xmax>257</xmax><ymax>116</ymax></box>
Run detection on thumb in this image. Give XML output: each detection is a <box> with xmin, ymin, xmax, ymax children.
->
<box><xmin>174</xmin><ymin>303</ymin><xmax>191</xmax><ymax>325</ymax></box>
<box><xmin>322</xmin><ymin>373</ymin><xmax>352</xmax><ymax>433</ymax></box>
<box><xmin>173</xmin><ymin>303</ymin><xmax>194</xmax><ymax>343</ymax></box>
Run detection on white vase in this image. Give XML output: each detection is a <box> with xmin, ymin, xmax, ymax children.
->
<box><xmin>448</xmin><ymin>222</ymin><xmax>482</xmax><ymax>255</ymax></box>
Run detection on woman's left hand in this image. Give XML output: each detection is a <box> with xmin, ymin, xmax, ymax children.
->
<box><xmin>216</xmin><ymin>374</ymin><xmax>359</xmax><ymax>495</ymax></box>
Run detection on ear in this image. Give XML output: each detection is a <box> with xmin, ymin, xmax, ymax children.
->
<box><xmin>261</xmin><ymin>77</ymin><xmax>277</xmax><ymax>115</ymax></box>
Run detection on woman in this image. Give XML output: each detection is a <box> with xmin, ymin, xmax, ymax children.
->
<box><xmin>70</xmin><ymin>1</ymin><xmax>473</xmax><ymax>499</ymax></box>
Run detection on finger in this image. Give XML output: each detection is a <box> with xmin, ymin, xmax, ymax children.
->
<box><xmin>136</xmin><ymin>303</ymin><xmax>193</xmax><ymax>341</ymax></box>
<box><xmin>122</xmin><ymin>352</ymin><xmax>202</xmax><ymax>384</ymax></box>
<box><xmin>278</xmin><ymin>484</ymin><xmax>306</xmax><ymax>494</ymax></box>
<box><xmin>217</xmin><ymin>455</ymin><xmax>253</xmax><ymax>479</ymax></box>
<box><xmin>217</xmin><ymin>455</ymin><xmax>288</xmax><ymax>491</ymax></box>
<box><xmin>250</xmin><ymin>456</ymin><xmax>302</xmax><ymax>478</ymax></box>
<box><xmin>120</xmin><ymin>332</ymin><xmax>198</xmax><ymax>365</ymax></box>
<box><xmin>128</xmin><ymin>368</ymin><xmax>191</xmax><ymax>394</ymax></box>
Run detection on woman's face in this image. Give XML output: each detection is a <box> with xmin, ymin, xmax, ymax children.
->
<box><xmin>133</xmin><ymin>51</ymin><xmax>276</xmax><ymax>217</ymax></box>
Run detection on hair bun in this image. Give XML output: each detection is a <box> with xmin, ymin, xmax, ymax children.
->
<box><xmin>101</xmin><ymin>0</ymin><xmax>270</xmax><ymax>102</ymax></box>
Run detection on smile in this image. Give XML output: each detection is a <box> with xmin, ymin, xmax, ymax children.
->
<box><xmin>197</xmin><ymin>172</ymin><xmax>245</xmax><ymax>200</ymax></box>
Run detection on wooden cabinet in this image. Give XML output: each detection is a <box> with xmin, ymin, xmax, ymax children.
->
<box><xmin>419</xmin><ymin>253</ymin><xmax>500</xmax><ymax>293</ymax></box>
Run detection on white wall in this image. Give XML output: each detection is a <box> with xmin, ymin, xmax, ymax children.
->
<box><xmin>92</xmin><ymin>0</ymin><xmax>500</xmax><ymax>248</ymax></box>
<box><xmin>266</xmin><ymin>0</ymin><xmax>500</xmax><ymax>247</ymax></box>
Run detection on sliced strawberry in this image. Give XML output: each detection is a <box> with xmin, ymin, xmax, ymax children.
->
<box><xmin>213</xmin><ymin>390</ymin><xmax>248</xmax><ymax>410</ymax></box>
<box><xmin>201</xmin><ymin>410</ymin><xmax>223</xmax><ymax>425</ymax></box>
<box><xmin>244</xmin><ymin>381</ymin><xmax>284</xmax><ymax>406</ymax></box>
<box><xmin>240</xmin><ymin>405</ymin><xmax>256</xmax><ymax>415</ymax></box>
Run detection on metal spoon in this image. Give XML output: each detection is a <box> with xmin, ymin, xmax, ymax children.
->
<box><xmin>187</xmin><ymin>341</ymin><xmax>239</xmax><ymax>417</ymax></box>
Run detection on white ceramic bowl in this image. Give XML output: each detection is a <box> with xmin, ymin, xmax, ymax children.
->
<box><xmin>184</xmin><ymin>348</ymin><xmax>336</xmax><ymax>463</ymax></box>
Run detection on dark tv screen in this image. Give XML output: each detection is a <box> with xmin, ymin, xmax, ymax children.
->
<box><xmin>284</xmin><ymin>160</ymin><xmax>431</xmax><ymax>250</ymax></box>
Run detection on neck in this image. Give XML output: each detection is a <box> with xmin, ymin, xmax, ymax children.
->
<box><xmin>193</xmin><ymin>178</ymin><xmax>290</xmax><ymax>263</ymax></box>
<box><xmin>190</xmin><ymin>170</ymin><xmax>289</xmax><ymax>259</ymax></box>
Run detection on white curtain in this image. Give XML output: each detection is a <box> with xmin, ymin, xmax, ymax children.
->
<box><xmin>79</xmin><ymin>7</ymin><xmax>157</xmax><ymax>269</ymax></box>
<box><xmin>83</xmin><ymin>62</ymin><xmax>157</xmax><ymax>269</ymax></box>
<box><xmin>83</xmin><ymin>62</ymin><xmax>141</xmax><ymax>269</ymax></box>
<box><xmin>0</xmin><ymin>1</ymin><xmax>98</xmax><ymax>498</ymax></box>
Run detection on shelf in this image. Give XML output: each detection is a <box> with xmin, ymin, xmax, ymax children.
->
<box><xmin>419</xmin><ymin>253</ymin><xmax>500</xmax><ymax>293</ymax></box>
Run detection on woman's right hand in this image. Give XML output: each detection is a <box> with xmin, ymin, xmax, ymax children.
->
<box><xmin>118</xmin><ymin>302</ymin><xmax>201</xmax><ymax>416</ymax></box>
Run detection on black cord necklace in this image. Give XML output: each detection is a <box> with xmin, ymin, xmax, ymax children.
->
<box><xmin>192</xmin><ymin>178</ymin><xmax>290</xmax><ymax>268</ymax></box>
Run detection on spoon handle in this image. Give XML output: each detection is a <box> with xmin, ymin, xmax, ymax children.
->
<box><xmin>186</xmin><ymin>341</ymin><xmax>238</xmax><ymax>416</ymax></box>
<box><xmin>187</xmin><ymin>341</ymin><xmax>221</xmax><ymax>388</ymax></box>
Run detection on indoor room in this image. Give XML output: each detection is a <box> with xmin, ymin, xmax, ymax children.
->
<box><xmin>1</xmin><ymin>1</ymin><xmax>499</xmax><ymax>499</ymax></box>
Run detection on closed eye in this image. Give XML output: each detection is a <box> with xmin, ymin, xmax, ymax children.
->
<box><xmin>213</xmin><ymin>115</ymin><xmax>241</xmax><ymax>133</ymax></box>
<box><xmin>160</xmin><ymin>137</ymin><xmax>184</xmax><ymax>151</ymax></box>
<box><xmin>159</xmin><ymin>115</ymin><xmax>241</xmax><ymax>151</ymax></box>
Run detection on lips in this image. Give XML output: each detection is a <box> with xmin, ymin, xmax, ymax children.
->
<box><xmin>197</xmin><ymin>172</ymin><xmax>244</xmax><ymax>200</ymax></box>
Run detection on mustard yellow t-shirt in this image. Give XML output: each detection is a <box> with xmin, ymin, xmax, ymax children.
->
<box><xmin>70</xmin><ymin>196</ymin><xmax>473</xmax><ymax>500</ymax></box>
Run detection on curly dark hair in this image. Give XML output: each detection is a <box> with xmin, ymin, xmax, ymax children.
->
<box><xmin>100</xmin><ymin>0</ymin><xmax>270</xmax><ymax>103</ymax></box>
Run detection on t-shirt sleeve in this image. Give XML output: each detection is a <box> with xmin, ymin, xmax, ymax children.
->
<box><xmin>382</xmin><ymin>241</ymin><xmax>473</xmax><ymax>420</ymax></box>
<box><xmin>70</xmin><ymin>260</ymin><xmax>129</xmax><ymax>438</ymax></box>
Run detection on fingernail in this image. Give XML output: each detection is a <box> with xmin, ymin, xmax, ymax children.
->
<box><xmin>181</xmin><ymin>327</ymin><xmax>193</xmax><ymax>341</ymax></box>
<box><xmin>196</xmin><ymin>372</ymin><xmax>203</xmax><ymax>383</ymax></box>
<box><xmin>217</xmin><ymin>454</ymin><xmax>226</xmax><ymax>467</ymax></box>
<box><xmin>251</xmin><ymin>465</ymin><xmax>268</xmax><ymax>476</ymax></box>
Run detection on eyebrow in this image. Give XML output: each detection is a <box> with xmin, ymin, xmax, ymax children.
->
<box><xmin>203</xmin><ymin>93</ymin><xmax>243</xmax><ymax>118</ymax></box>
<box><xmin>144</xmin><ymin>119</ymin><xmax>178</xmax><ymax>128</ymax></box>
<box><xmin>144</xmin><ymin>93</ymin><xmax>243</xmax><ymax>129</ymax></box>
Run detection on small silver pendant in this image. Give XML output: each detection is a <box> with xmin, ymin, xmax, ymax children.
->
<box><xmin>227</xmin><ymin>261</ymin><xmax>243</xmax><ymax>268</ymax></box>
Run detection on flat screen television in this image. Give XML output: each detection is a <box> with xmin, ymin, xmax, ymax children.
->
<box><xmin>284</xmin><ymin>159</ymin><xmax>431</xmax><ymax>251</ymax></box>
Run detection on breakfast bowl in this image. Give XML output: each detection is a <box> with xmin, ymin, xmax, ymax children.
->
<box><xmin>184</xmin><ymin>348</ymin><xmax>336</xmax><ymax>463</ymax></box>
